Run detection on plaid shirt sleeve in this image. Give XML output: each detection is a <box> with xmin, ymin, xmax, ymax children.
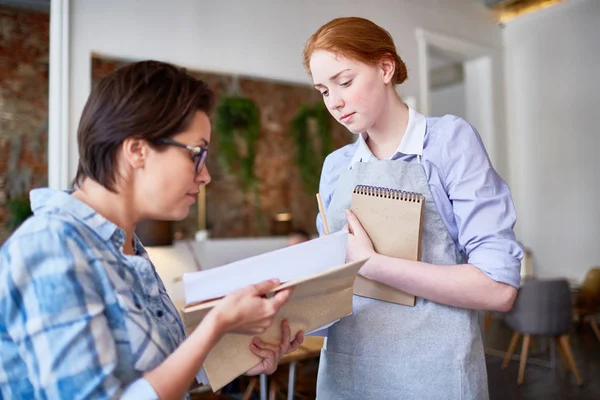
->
<box><xmin>0</xmin><ymin>219</ymin><xmax>158</xmax><ymax>400</ymax></box>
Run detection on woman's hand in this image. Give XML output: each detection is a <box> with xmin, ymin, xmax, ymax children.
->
<box><xmin>209</xmin><ymin>279</ymin><xmax>292</xmax><ymax>335</ymax></box>
<box><xmin>246</xmin><ymin>320</ymin><xmax>304</xmax><ymax>375</ymax></box>
<box><xmin>344</xmin><ymin>209</ymin><xmax>376</xmax><ymax>264</ymax></box>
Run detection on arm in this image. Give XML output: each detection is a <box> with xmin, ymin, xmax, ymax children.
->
<box><xmin>346</xmin><ymin>210</ymin><xmax>516</xmax><ymax>312</ymax></box>
<box><xmin>346</xmin><ymin>119</ymin><xmax>522</xmax><ymax>312</ymax></box>
<box><xmin>142</xmin><ymin>311</ymin><xmax>222</xmax><ymax>398</ymax></box>
<box><xmin>364</xmin><ymin>250</ymin><xmax>516</xmax><ymax>312</ymax></box>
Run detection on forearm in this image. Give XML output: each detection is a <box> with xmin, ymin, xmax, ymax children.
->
<box><xmin>144</xmin><ymin>313</ymin><xmax>224</xmax><ymax>399</ymax></box>
<box><xmin>362</xmin><ymin>254</ymin><xmax>517</xmax><ymax>312</ymax></box>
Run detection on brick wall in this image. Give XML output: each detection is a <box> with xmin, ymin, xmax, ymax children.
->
<box><xmin>0</xmin><ymin>6</ymin><xmax>49</xmax><ymax>244</ymax></box>
<box><xmin>0</xmin><ymin>5</ymin><xmax>351</xmax><ymax>243</ymax></box>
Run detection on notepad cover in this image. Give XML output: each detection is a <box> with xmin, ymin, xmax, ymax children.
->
<box><xmin>350</xmin><ymin>185</ymin><xmax>425</xmax><ymax>306</ymax></box>
<box><xmin>182</xmin><ymin>258</ymin><xmax>367</xmax><ymax>391</ymax></box>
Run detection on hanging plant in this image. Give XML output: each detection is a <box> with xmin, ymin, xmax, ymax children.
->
<box><xmin>291</xmin><ymin>102</ymin><xmax>333</xmax><ymax>194</ymax></box>
<box><xmin>214</xmin><ymin>94</ymin><xmax>266</xmax><ymax>234</ymax></box>
<box><xmin>214</xmin><ymin>96</ymin><xmax>261</xmax><ymax>192</ymax></box>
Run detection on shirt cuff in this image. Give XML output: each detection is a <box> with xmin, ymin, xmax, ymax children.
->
<box><xmin>468</xmin><ymin>248</ymin><xmax>522</xmax><ymax>288</ymax></box>
<box><xmin>121</xmin><ymin>378</ymin><xmax>159</xmax><ymax>400</ymax></box>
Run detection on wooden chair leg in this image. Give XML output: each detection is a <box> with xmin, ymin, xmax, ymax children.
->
<box><xmin>555</xmin><ymin>336</ymin><xmax>570</xmax><ymax>371</ymax></box>
<box><xmin>517</xmin><ymin>334</ymin><xmax>531</xmax><ymax>385</ymax></box>
<box><xmin>502</xmin><ymin>331</ymin><xmax>521</xmax><ymax>370</ymax></box>
<box><xmin>243</xmin><ymin>377</ymin><xmax>258</xmax><ymax>400</ymax></box>
<box><xmin>558</xmin><ymin>334</ymin><xmax>583</xmax><ymax>386</ymax></box>
<box><xmin>590</xmin><ymin>317</ymin><xmax>600</xmax><ymax>344</ymax></box>
<box><xmin>483</xmin><ymin>312</ymin><xmax>493</xmax><ymax>334</ymax></box>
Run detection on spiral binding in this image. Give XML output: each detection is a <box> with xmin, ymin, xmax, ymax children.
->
<box><xmin>353</xmin><ymin>185</ymin><xmax>424</xmax><ymax>203</ymax></box>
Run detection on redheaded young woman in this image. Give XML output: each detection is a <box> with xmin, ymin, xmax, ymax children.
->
<box><xmin>305</xmin><ymin>17</ymin><xmax>522</xmax><ymax>400</ymax></box>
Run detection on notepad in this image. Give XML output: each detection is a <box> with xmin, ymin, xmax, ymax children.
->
<box><xmin>350</xmin><ymin>184</ymin><xmax>425</xmax><ymax>306</ymax></box>
<box><xmin>180</xmin><ymin>231</ymin><xmax>367</xmax><ymax>391</ymax></box>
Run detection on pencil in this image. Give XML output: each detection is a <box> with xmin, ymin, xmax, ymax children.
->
<box><xmin>316</xmin><ymin>193</ymin><xmax>330</xmax><ymax>235</ymax></box>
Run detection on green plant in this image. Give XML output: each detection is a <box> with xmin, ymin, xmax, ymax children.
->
<box><xmin>291</xmin><ymin>102</ymin><xmax>333</xmax><ymax>194</ymax></box>
<box><xmin>214</xmin><ymin>96</ymin><xmax>261</xmax><ymax>192</ymax></box>
<box><xmin>214</xmin><ymin>95</ymin><xmax>266</xmax><ymax>233</ymax></box>
<box><xmin>6</xmin><ymin>196</ymin><xmax>32</xmax><ymax>230</ymax></box>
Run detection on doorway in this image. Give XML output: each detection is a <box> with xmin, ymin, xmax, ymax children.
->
<box><xmin>416</xmin><ymin>28</ymin><xmax>497</xmax><ymax>165</ymax></box>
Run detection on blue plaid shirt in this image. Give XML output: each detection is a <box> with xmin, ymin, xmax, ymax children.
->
<box><xmin>0</xmin><ymin>188</ymin><xmax>188</xmax><ymax>399</ymax></box>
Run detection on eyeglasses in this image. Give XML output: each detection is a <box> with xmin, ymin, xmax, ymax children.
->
<box><xmin>155</xmin><ymin>138</ymin><xmax>208</xmax><ymax>174</ymax></box>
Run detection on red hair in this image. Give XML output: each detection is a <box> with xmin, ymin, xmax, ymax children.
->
<box><xmin>303</xmin><ymin>17</ymin><xmax>408</xmax><ymax>85</ymax></box>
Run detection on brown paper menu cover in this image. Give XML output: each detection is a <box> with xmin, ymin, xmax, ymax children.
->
<box><xmin>350</xmin><ymin>184</ymin><xmax>425</xmax><ymax>306</ymax></box>
<box><xmin>181</xmin><ymin>258</ymin><xmax>367</xmax><ymax>391</ymax></box>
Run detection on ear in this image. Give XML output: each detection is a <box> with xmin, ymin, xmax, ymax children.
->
<box><xmin>121</xmin><ymin>137</ymin><xmax>148</xmax><ymax>169</ymax></box>
<box><xmin>380</xmin><ymin>57</ymin><xmax>396</xmax><ymax>85</ymax></box>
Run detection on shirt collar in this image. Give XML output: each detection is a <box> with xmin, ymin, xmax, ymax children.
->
<box><xmin>30</xmin><ymin>188</ymin><xmax>125</xmax><ymax>245</ymax></box>
<box><xmin>349</xmin><ymin>105</ymin><xmax>426</xmax><ymax>169</ymax></box>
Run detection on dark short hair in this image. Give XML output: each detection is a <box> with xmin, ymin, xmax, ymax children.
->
<box><xmin>74</xmin><ymin>60</ymin><xmax>214</xmax><ymax>191</ymax></box>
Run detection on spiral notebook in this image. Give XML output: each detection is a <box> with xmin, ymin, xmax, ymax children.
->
<box><xmin>350</xmin><ymin>184</ymin><xmax>425</xmax><ymax>306</ymax></box>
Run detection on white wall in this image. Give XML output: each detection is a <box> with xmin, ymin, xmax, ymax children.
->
<box><xmin>65</xmin><ymin>0</ymin><xmax>503</xmax><ymax>181</ymax></box>
<box><xmin>428</xmin><ymin>47</ymin><xmax>467</xmax><ymax>120</ymax></box>
<box><xmin>421</xmin><ymin>39</ymin><xmax>504</xmax><ymax>173</ymax></box>
<box><xmin>430</xmin><ymin>81</ymin><xmax>467</xmax><ymax>119</ymax></box>
<box><xmin>464</xmin><ymin>56</ymin><xmax>496</xmax><ymax>164</ymax></box>
<box><xmin>504</xmin><ymin>0</ymin><xmax>600</xmax><ymax>282</ymax></box>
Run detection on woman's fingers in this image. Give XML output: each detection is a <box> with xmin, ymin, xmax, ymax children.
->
<box><xmin>252</xmin><ymin>337</ymin><xmax>280</xmax><ymax>352</ymax></box>
<box><xmin>270</xmin><ymin>288</ymin><xmax>292</xmax><ymax>310</ymax></box>
<box><xmin>345</xmin><ymin>209</ymin><xmax>365</xmax><ymax>236</ymax></box>
<box><xmin>248</xmin><ymin>343</ymin><xmax>278</xmax><ymax>375</ymax></box>
<box><xmin>289</xmin><ymin>331</ymin><xmax>304</xmax><ymax>352</ymax></box>
<box><xmin>280</xmin><ymin>320</ymin><xmax>291</xmax><ymax>345</ymax></box>
<box><xmin>251</xmin><ymin>278</ymin><xmax>281</xmax><ymax>295</ymax></box>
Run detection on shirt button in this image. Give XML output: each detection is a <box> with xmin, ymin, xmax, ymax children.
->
<box><xmin>156</xmin><ymin>310</ymin><xmax>164</xmax><ymax>318</ymax></box>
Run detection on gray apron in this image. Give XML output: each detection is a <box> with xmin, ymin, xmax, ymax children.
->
<box><xmin>316</xmin><ymin>159</ymin><xmax>488</xmax><ymax>400</ymax></box>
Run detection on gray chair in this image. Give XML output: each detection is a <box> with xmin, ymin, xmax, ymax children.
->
<box><xmin>500</xmin><ymin>278</ymin><xmax>583</xmax><ymax>386</ymax></box>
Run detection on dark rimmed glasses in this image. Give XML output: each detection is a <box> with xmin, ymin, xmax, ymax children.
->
<box><xmin>155</xmin><ymin>138</ymin><xmax>208</xmax><ymax>174</ymax></box>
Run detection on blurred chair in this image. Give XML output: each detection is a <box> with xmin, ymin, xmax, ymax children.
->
<box><xmin>573</xmin><ymin>267</ymin><xmax>600</xmax><ymax>343</ymax></box>
<box><xmin>500</xmin><ymin>279</ymin><xmax>582</xmax><ymax>386</ymax></box>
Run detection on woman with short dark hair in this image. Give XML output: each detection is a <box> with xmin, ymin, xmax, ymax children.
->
<box><xmin>0</xmin><ymin>60</ymin><xmax>303</xmax><ymax>400</ymax></box>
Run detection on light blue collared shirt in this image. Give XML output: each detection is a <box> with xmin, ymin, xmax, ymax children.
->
<box><xmin>0</xmin><ymin>188</ymin><xmax>188</xmax><ymax>399</ymax></box>
<box><xmin>317</xmin><ymin>109</ymin><xmax>523</xmax><ymax>288</ymax></box>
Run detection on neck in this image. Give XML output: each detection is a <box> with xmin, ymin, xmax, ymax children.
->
<box><xmin>365</xmin><ymin>91</ymin><xmax>409</xmax><ymax>160</ymax></box>
<box><xmin>72</xmin><ymin>178</ymin><xmax>139</xmax><ymax>254</ymax></box>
